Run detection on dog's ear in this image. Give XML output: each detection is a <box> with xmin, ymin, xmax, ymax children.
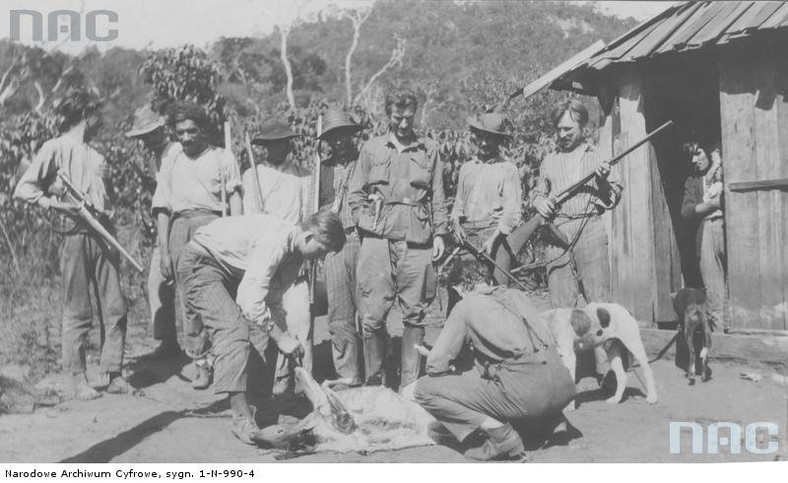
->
<box><xmin>596</xmin><ymin>308</ymin><xmax>612</xmax><ymax>328</ymax></box>
<box><xmin>570</xmin><ymin>310</ymin><xmax>592</xmax><ymax>336</ymax></box>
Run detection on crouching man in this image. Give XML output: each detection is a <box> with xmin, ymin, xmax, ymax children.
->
<box><xmin>413</xmin><ymin>259</ymin><xmax>575</xmax><ymax>461</ymax></box>
<box><xmin>178</xmin><ymin>210</ymin><xmax>345</xmax><ymax>444</ymax></box>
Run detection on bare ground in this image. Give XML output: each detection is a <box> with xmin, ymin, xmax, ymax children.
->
<box><xmin>1</xmin><ymin>305</ymin><xmax>787</xmax><ymax>463</ymax></box>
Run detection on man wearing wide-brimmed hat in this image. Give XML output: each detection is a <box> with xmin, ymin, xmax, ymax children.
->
<box><xmin>126</xmin><ymin>104</ymin><xmax>182</xmax><ymax>360</ymax></box>
<box><xmin>242</xmin><ymin>119</ymin><xmax>312</xmax><ymax>395</ymax></box>
<box><xmin>451</xmin><ymin>113</ymin><xmax>522</xmax><ymax>285</ymax></box>
<box><xmin>316</xmin><ymin>107</ymin><xmax>364</xmax><ymax>389</ymax></box>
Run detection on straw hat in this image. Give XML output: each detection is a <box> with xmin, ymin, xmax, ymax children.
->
<box><xmin>467</xmin><ymin>113</ymin><xmax>511</xmax><ymax>138</ymax></box>
<box><xmin>125</xmin><ymin>104</ymin><xmax>165</xmax><ymax>138</ymax></box>
<box><xmin>318</xmin><ymin>107</ymin><xmax>363</xmax><ymax>140</ymax></box>
<box><xmin>251</xmin><ymin>120</ymin><xmax>300</xmax><ymax>144</ymax></box>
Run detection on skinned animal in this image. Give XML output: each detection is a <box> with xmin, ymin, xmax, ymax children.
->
<box><xmin>253</xmin><ymin>368</ymin><xmax>436</xmax><ymax>454</ymax></box>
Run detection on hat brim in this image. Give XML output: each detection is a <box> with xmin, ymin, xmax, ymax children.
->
<box><xmin>468</xmin><ymin>121</ymin><xmax>511</xmax><ymax>138</ymax></box>
<box><xmin>251</xmin><ymin>133</ymin><xmax>300</xmax><ymax>145</ymax></box>
<box><xmin>318</xmin><ymin>123</ymin><xmax>363</xmax><ymax>140</ymax></box>
<box><xmin>125</xmin><ymin>122</ymin><xmax>164</xmax><ymax>138</ymax></box>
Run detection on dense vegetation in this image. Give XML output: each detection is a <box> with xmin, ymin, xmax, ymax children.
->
<box><xmin>0</xmin><ymin>1</ymin><xmax>636</xmax><ymax>380</ymax></box>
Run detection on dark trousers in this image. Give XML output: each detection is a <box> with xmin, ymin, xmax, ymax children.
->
<box><xmin>60</xmin><ymin>232</ymin><xmax>127</xmax><ymax>375</ymax></box>
<box><xmin>325</xmin><ymin>232</ymin><xmax>362</xmax><ymax>385</ymax></box>
<box><xmin>147</xmin><ymin>244</ymin><xmax>176</xmax><ymax>340</ymax></box>
<box><xmin>414</xmin><ymin>348</ymin><xmax>575</xmax><ymax>441</ymax></box>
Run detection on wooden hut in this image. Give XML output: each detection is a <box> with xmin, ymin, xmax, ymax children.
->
<box><xmin>549</xmin><ymin>1</ymin><xmax>788</xmax><ymax>334</ymax></box>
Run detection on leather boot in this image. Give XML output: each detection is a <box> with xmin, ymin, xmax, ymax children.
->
<box><xmin>464</xmin><ymin>423</ymin><xmax>526</xmax><ymax>461</ymax></box>
<box><xmin>363</xmin><ymin>330</ymin><xmax>386</xmax><ymax>386</ymax></box>
<box><xmin>399</xmin><ymin>325</ymin><xmax>425</xmax><ymax>391</ymax></box>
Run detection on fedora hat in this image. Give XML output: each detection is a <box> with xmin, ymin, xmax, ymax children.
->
<box><xmin>125</xmin><ymin>104</ymin><xmax>165</xmax><ymax>138</ymax></box>
<box><xmin>251</xmin><ymin>120</ymin><xmax>300</xmax><ymax>145</ymax></box>
<box><xmin>467</xmin><ymin>113</ymin><xmax>511</xmax><ymax>138</ymax></box>
<box><xmin>318</xmin><ymin>107</ymin><xmax>363</xmax><ymax>140</ymax></box>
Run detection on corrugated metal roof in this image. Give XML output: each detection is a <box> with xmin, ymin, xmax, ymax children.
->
<box><xmin>564</xmin><ymin>1</ymin><xmax>788</xmax><ymax>74</ymax></box>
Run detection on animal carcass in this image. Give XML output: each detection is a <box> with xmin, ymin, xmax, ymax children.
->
<box><xmin>253</xmin><ymin>367</ymin><xmax>436</xmax><ymax>454</ymax></box>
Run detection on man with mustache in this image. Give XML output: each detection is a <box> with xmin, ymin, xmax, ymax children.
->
<box><xmin>152</xmin><ymin>101</ymin><xmax>242</xmax><ymax>388</ymax></box>
<box><xmin>348</xmin><ymin>87</ymin><xmax>449</xmax><ymax>392</ymax></box>
<box><xmin>451</xmin><ymin>113</ymin><xmax>522</xmax><ymax>284</ymax></box>
<box><xmin>532</xmin><ymin>99</ymin><xmax>622</xmax><ymax>308</ymax></box>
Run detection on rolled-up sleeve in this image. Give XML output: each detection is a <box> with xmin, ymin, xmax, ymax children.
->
<box><xmin>235</xmin><ymin>235</ymin><xmax>287</xmax><ymax>333</ymax></box>
<box><xmin>531</xmin><ymin>156</ymin><xmax>553</xmax><ymax>206</ymax></box>
<box><xmin>429</xmin><ymin>147</ymin><xmax>449</xmax><ymax>236</ymax></box>
<box><xmin>498</xmin><ymin>163</ymin><xmax>523</xmax><ymax>235</ymax></box>
<box><xmin>426</xmin><ymin>300</ymin><xmax>469</xmax><ymax>375</ymax></box>
<box><xmin>14</xmin><ymin>140</ymin><xmax>57</xmax><ymax>208</ymax></box>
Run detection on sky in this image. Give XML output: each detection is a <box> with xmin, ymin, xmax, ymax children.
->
<box><xmin>1</xmin><ymin>0</ymin><xmax>677</xmax><ymax>55</ymax></box>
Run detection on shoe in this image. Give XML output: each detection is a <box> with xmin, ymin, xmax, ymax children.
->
<box><xmin>231</xmin><ymin>407</ymin><xmax>260</xmax><ymax>446</ymax></box>
<box><xmin>464</xmin><ymin>423</ymin><xmax>526</xmax><ymax>461</ymax></box>
<box><xmin>428</xmin><ymin>421</ymin><xmax>457</xmax><ymax>445</ymax></box>
<box><xmin>144</xmin><ymin>340</ymin><xmax>183</xmax><ymax>360</ymax></box>
<box><xmin>105</xmin><ymin>374</ymin><xmax>131</xmax><ymax>395</ymax></box>
<box><xmin>191</xmin><ymin>363</ymin><xmax>211</xmax><ymax>390</ymax></box>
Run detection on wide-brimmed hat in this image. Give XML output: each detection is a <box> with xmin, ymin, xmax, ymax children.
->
<box><xmin>125</xmin><ymin>104</ymin><xmax>165</xmax><ymax>138</ymax></box>
<box><xmin>467</xmin><ymin>113</ymin><xmax>511</xmax><ymax>138</ymax></box>
<box><xmin>251</xmin><ymin>121</ymin><xmax>300</xmax><ymax>145</ymax></box>
<box><xmin>318</xmin><ymin>107</ymin><xmax>363</xmax><ymax>140</ymax></box>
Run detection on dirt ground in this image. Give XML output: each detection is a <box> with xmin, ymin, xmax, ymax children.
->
<box><xmin>1</xmin><ymin>309</ymin><xmax>787</xmax><ymax>464</ymax></box>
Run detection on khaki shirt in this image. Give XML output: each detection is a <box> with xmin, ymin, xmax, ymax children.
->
<box><xmin>152</xmin><ymin>145</ymin><xmax>240</xmax><ymax>215</ymax></box>
<box><xmin>452</xmin><ymin>157</ymin><xmax>522</xmax><ymax>235</ymax></box>
<box><xmin>191</xmin><ymin>214</ymin><xmax>303</xmax><ymax>331</ymax></box>
<box><xmin>348</xmin><ymin>133</ymin><xmax>448</xmax><ymax>244</ymax></box>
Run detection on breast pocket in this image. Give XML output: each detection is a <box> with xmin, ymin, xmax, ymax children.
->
<box><xmin>408</xmin><ymin>154</ymin><xmax>432</xmax><ymax>190</ymax></box>
<box><xmin>368</xmin><ymin>155</ymin><xmax>391</xmax><ymax>187</ymax></box>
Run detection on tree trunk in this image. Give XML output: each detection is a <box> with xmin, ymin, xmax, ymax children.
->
<box><xmin>279</xmin><ymin>26</ymin><xmax>295</xmax><ymax>109</ymax></box>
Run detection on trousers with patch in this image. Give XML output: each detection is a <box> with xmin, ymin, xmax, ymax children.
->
<box><xmin>699</xmin><ymin>217</ymin><xmax>729</xmax><ymax>330</ymax></box>
<box><xmin>414</xmin><ymin>347</ymin><xmax>575</xmax><ymax>441</ymax></box>
<box><xmin>325</xmin><ymin>232</ymin><xmax>362</xmax><ymax>385</ymax></box>
<box><xmin>357</xmin><ymin>236</ymin><xmax>436</xmax><ymax>388</ymax></box>
<box><xmin>545</xmin><ymin>216</ymin><xmax>611</xmax><ymax>308</ymax></box>
<box><xmin>178</xmin><ymin>245</ymin><xmax>270</xmax><ymax>395</ymax></box>
<box><xmin>147</xmin><ymin>244</ymin><xmax>176</xmax><ymax>341</ymax></box>
<box><xmin>60</xmin><ymin>232</ymin><xmax>127</xmax><ymax>375</ymax></box>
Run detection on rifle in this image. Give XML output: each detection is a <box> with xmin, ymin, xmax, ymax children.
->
<box><xmin>511</xmin><ymin>120</ymin><xmax>675</xmax><ymax>255</ymax></box>
<box><xmin>461</xmin><ymin>238</ymin><xmax>530</xmax><ymax>292</ymax></box>
<box><xmin>57</xmin><ymin>171</ymin><xmax>144</xmax><ymax>273</ymax></box>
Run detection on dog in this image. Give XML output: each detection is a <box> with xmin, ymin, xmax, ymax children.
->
<box><xmin>541</xmin><ymin>303</ymin><xmax>658</xmax><ymax>406</ymax></box>
<box><xmin>671</xmin><ymin>288</ymin><xmax>713</xmax><ymax>385</ymax></box>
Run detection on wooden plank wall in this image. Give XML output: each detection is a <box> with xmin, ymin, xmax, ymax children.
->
<box><xmin>611</xmin><ymin>66</ymin><xmax>656</xmax><ymax>326</ymax></box>
<box><xmin>718</xmin><ymin>41</ymin><xmax>788</xmax><ymax>332</ymax></box>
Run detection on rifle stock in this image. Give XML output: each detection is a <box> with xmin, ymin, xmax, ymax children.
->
<box><xmin>56</xmin><ymin>171</ymin><xmax>144</xmax><ymax>273</ymax></box>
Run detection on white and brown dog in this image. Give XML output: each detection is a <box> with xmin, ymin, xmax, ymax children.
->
<box><xmin>541</xmin><ymin>303</ymin><xmax>658</xmax><ymax>406</ymax></box>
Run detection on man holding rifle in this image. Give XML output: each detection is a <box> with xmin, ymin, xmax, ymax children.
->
<box><xmin>14</xmin><ymin>89</ymin><xmax>130</xmax><ymax>399</ymax></box>
<box><xmin>532</xmin><ymin>99</ymin><xmax>622</xmax><ymax>308</ymax></box>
